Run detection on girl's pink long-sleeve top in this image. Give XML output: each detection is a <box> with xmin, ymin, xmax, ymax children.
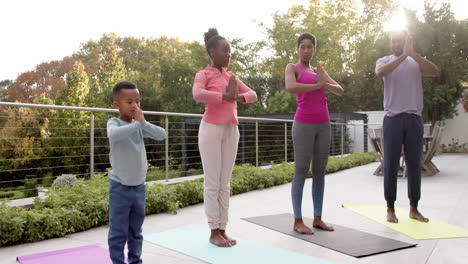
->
<box><xmin>192</xmin><ymin>65</ymin><xmax>257</xmax><ymax>125</ymax></box>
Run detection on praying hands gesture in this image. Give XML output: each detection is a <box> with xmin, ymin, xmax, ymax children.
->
<box><xmin>316</xmin><ymin>63</ymin><xmax>327</xmax><ymax>87</ymax></box>
<box><xmin>134</xmin><ymin>107</ymin><xmax>145</xmax><ymax>123</ymax></box>
<box><xmin>223</xmin><ymin>75</ymin><xmax>238</xmax><ymax>101</ymax></box>
<box><xmin>316</xmin><ymin>62</ymin><xmax>344</xmax><ymax>96</ymax></box>
<box><xmin>403</xmin><ymin>34</ymin><xmax>415</xmax><ymax>58</ymax></box>
<box><xmin>404</xmin><ymin>34</ymin><xmax>439</xmax><ymax>77</ymax></box>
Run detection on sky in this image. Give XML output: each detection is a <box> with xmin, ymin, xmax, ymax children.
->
<box><xmin>0</xmin><ymin>0</ymin><xmax>467</xmax><ymax>81</ymax></box>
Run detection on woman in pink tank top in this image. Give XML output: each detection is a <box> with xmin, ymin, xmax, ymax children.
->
<box><xmin>285</xmin><ymin>33</ymin><xmax>344</xmax><ymax>235</ymax></box>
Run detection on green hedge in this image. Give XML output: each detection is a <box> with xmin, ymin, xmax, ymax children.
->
<box><xmin>0</xmin><ymin>153</ymin><xmax>375</xmax><ymax>247</ymax></box>
<box><xmin>0</xmin><ymin>192</ymin><xmax>15</xmax><ymax>199</ymax></box>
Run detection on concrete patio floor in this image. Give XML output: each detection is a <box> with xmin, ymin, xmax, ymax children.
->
<box><xmin>1</xmin><ymin>153</ymin><xmax>467</xmax><ymax>264</ymax></box>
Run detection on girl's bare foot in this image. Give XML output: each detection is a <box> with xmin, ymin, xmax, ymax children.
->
<box><xmin>409</xmin><ymin>206</ymin><xmax>429</xmax><ymax>222</ymax></box>
<box><xmin>313</xmin><ymin>216</ymin><xmax>334</xmax><ymax>231</ymax></box>
<box><xmin>210</xmin><ymin>229</ymin><xmax>233</xmax><ymax>247</ymax></box>
<box><xmin>219</xmin><ymin>229</ymin><xmax>237</xmax><ymax>246</ymax></box>
<box><xmin>294</xmin><ymin>218</ymin><xmax>314</xmax><ymax>234</ymax></box>
<box><xmin>387</xmin><ymin>208</ymin><xmax>399</xmax><ymax>223</ymax></box>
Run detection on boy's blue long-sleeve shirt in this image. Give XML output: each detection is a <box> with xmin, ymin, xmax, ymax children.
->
<box><xmin>107</xmin><ymin>117</ymin><xmax>166</xmax><ymax>186</ymax></box>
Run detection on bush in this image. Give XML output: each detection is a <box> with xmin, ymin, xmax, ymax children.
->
<box><xmin>52</xmin><ymin>174</ymin><xmax>77</xmax><ymax>189</ymax></box>
<box><xmin>0</xmin><ymin>202</ymin><xmax>27</xmax><ymax>246</ymax></box>
<box><xmin>146</xmin><ymin>167</ymin><xmax>166</xmax><ymax>181</ymax></box>
<box><xmin>39</xmin><ymin>175</ymin><xmax>109</xmax><ymax>230</ymax></box>
<box><xmin>171</xmin><ymin>180</ymin><xmax>204</xmax><ymax>207</ymax></box>
<box><xmin>146</xmin><ymin>184</ymin><xmax>179</xmax><ymax>215</ymax></box>
<box><xmin>440</xmin><ymin>138</ymin><xmax>468</xmax><ymax>153</ymax></box>
<box><xmin>40</xmin><ymin>175</ymin><xmax>54</xmax><ymax>187</ymax></box>
<box><xmin>24</xmin><ymin>180</ymin><xmax>38</xmax><ymax>197</ymax></box>
<box><xmin>0</xmin><ymin>153</ymin><xmax>376</xmax><ymax>247</ymax></box>
<box><xmin>0</xmin><ymin>192</ymin><xmax>15</xmax><ymax>199</ymax></box>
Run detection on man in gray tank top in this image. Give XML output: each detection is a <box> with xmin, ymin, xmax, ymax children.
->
<box><xmin>375</xmin><ymin>30</ymin><xmax>438</xmax><ymax>223</ymax></box>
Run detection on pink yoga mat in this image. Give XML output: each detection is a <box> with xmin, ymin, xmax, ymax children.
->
<box><xmin>16</xmin><ymin>244</ymin><xmax>116</xmax><ymax>264</ymax></box>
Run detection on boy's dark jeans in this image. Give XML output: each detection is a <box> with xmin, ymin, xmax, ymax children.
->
<box><xmin>108</xmin><ymin>179</ymin><xmax>146</xmax><ymax>264</ymax></box>
<box><xmin>383</xmin><ymin>113</ymin><xmax>423</xmax><ymax>208</ymax></box>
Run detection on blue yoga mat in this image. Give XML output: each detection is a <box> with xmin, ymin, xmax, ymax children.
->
<box><xmin>144</xmin><ymin>226</ymin><xmax>339</xmax><ymax>264</ymax></box>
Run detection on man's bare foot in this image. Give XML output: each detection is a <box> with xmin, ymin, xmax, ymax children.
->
<box><xmin>294</xmin><ymin>218</ymin><xmax>314</xmax><ymax>234</ymax></box>
<box><xmin>313</xmin><ymin>216</ymin><xmax>334</xmax><ymax>231</ymax></box>
<box><xmin>387</xmin><ymin>208</ymin><xmax>399</xmax><ymax>223</ymax></box>
<box><xmin>210</xmin><ymin>229</ymin><xmax>233</xmax><ymax>247</ymax></box>
<box><xmin>220</xmin><ymin>229</ymin><xmax>237</xmax><ymax>246</ymax></box>
<box><xmin>409</xmin><ymin>206</ymin><xmax>429</xmax><ymax>222</ymax></box>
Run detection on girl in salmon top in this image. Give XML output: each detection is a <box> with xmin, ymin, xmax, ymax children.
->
<box><xmin>285</xmin><ymin>33</ymin><xmax>344</xmax><ymax>235</ymax></box>
<box><xmin>192</xmin><ymin>28</ymin><xmax>257</xmax><ymax>247</ymax></box>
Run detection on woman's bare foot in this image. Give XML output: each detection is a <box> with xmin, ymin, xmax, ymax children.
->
<box><xmin>220</xmin><ymin>229</ymin><xmax>237</xmax><ymax>246</ymax></box>
<box><xmin>294</xmin><ymin>218</ymin><xmax>314</xmax><ymax>234</ymax></box>
<box><xmin>409</xmin><ymin>206</ymin><xmax>429</xmax><ymax>222</ymax></box>
<box><xmin>313</xmin><ymin>216</ymin><xmax>334</xmax><ymax>231</ymax></box>
<box><xmin>210</xmin><ymin>229</ymin><xmax>233</xmax><ymax>247</ymax></box>
<box><xmin>387</xmin><ymin>208</ymin><xmax>399</xmax><ymax>223</ymax></box>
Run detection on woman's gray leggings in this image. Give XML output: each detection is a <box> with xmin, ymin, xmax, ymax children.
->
<box><xmin>291</xmin><ymin>120</ymin><xmax>330</xmax><ymax>218</ymax></box>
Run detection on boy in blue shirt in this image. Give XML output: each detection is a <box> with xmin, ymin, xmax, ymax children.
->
<box><xmin>107</xmin><ymin>81</ymin><xmax>166</xmax><ymax>264</ymax></box>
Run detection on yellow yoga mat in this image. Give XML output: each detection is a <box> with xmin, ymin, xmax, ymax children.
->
<box><xmin>342</xmin><ymin>204</ymin><xmax>468</xmax><ymax>240</ymax></box>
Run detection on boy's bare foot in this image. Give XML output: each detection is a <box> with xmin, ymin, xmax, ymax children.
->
<box><xmin>210</xmin><ymin>229</ymin><xmax>233</xmax><ymax>247</ymax></box>
<box><xmin>220</xmin><ymin>229</ymin><xmax>237</xmax><ymax>246</ymax></box>
<box><xmin>313</xmin><ymin>216</ymin><xmax>334</xmax><ymax>231</ymax></box>
<box><xmin>387</xmin><ymin>208</ymin><xmax>399</xmax><ymax>223</ymax></box>
<box><xmin>294</xmin><ymin>218</ymin><xmax>314</xmax><ymax>234</ymax></box>
<box><xmin>409</xmin><ymin>206</ymin><xmax>429</xmax><ymax>222</ymax></box>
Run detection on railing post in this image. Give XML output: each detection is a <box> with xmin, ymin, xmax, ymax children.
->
<box><xmin>341</xmin><ymin>123</ymin><xmax>344</xmax><ymax>157</ymax></box>
<box><xmin>284</xmin><ymin>122</ymin><xmax>288</xmax><ymax>162</ymax></box>
<box><xmin>354</xmin><ymin>124</ymin><xmax>356</xmax><ymax>153</ymax></box>
<box><xmin>241</xmin><ymin>123</ymin><xmax>246</xmax><ymax>164</ymax></box>
<box><xmin>181</xmin><ymin>120</ymin><xmax>187</xmax><ymax>177</ymax></box>
<box><xmin>90</xmin><ymin>112</ymin><xmax>94</xmax><ymax>179</ymax></box>
<box><xmin>364</xmin><ymin>117</ymin><xmax>368</xmax><ymax>152</ymax></box>
<box><xmin>165</xmin><ymin>115</ymin><xmax>169</xmax><ymax>182</ymax></box>
<box><xmin>255</xmin><ymin>121</ymin><xmax>258</xmax><ymax>167</ymax></box>
<box><xmin>331</xmin><ymin>123</ymin><xmax>335</xmax><ymax>155</ymax></box>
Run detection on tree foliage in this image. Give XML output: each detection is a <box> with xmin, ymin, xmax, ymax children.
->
<box><xmin>0</xmin><ymin>80</ymin><xmax>11</xmax><ymax>102</ymax></box>
<box><xmin>407</xmin><ymin>3</ymin><xmax>468</xmax><ymax>125</ymax></box>
<box><xmin>7</xmin><ymin>57</ymin><xmax>76</xmax><ymax>103</ymax></box>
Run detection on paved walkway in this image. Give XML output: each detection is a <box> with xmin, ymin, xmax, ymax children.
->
<box><xmin>2</xmin><ymin>154</ymin><xmax>467</xmax><ymax>264</ymax></box>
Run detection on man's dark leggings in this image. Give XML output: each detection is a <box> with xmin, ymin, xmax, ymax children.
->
<box><xmin>383</xmin><ymin>113</ymin><xmax>424</xmax><ymax>209</ymax></box>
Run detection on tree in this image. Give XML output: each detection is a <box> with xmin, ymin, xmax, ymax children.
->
<box><xmin>0</xmin><ymin>101</ymin><xmax>53</xmax><ymax>181</ymax></box>
<box><xmin>47</xmin><ymin>60</ymin><xmax>91</xmax><ymax>175</ymax></box>
<box><xmin>55</xmin><ymin>61</ymin><xmax>89</xmax><ymax>107</ymax></box>
<box><xmin>158</xmin><ymin>56</ymin><xmax>202</xmax><ymax>114</ymax></box>
<box><xmin>7</xmin><ymin>57</ymin><xmax>76</xmax><ymax>103</ymax></box>
<box><xmin>406</xmin><ymin>2</ymin><xmax>467</xmax><ymax>126</ymax></box>
<box><xmin>258</xmin><ymin>0</ymin><xmax>373</xmax><ymax>114</ymax></box>
<box><xmin>92</xmin><ymin>36</ymin><xmax>126</xmax><ymax>108</ymax></box>
<box><xmin>265</xmin><ymin>90</ymin><xmax>297</xmax><ymax>114</ymax></box>
<box><xmin>261</xmin><ymin>0</ymin><xmax>362</xmax><ymax>77</ymax></box>
<box><xmin>228</xmin><ymin>38</ymin><xmax>271</xmax><ymax>114</ymax></box>
<box><xmin>0</xmin><ymin>80</ymin><xmax>11</xmax><ymax>102</ymax></box>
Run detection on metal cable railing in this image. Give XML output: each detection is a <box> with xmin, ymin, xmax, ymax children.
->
<box><xmin>0</xmin><ymin>101</ymin><xmax>377</xmax><ymax>200</ymax></box>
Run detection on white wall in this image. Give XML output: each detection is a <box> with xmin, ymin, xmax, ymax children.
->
<box><xmin>439</xmin><ymin>94</ymin><xmax>468</xmax><ymax>146</ymax></box>
<box><xmin>348</xmin><ymin>111</ymin><xmax>385</xmax><ymax>153</ymax></box>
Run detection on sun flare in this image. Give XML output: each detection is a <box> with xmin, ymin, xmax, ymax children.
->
<box><xmin>383</xmin><ymin>9</ymin><xmax>407</xmax><ymax>32</ymax></box>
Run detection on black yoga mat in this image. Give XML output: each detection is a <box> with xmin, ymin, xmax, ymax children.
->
<box><xmin>242</xmin><ymin>213</ymin><xmax>416</xmax><ymax>258</ymax></box>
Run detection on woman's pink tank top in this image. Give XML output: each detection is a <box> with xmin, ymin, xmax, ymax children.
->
<box><xmin>294</xmin><ymin>63</ymin><xmax>330</xmax><ymax>124</ymax></box>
